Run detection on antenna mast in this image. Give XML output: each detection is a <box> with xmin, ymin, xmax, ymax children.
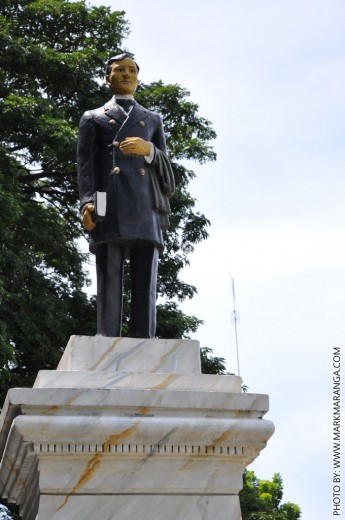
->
<box><xmin>230</xmin><ymin>273</ymin><xmax>241</xmax><ymax>377</ymax></box>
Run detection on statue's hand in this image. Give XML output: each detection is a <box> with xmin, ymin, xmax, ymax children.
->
<box><xmin>119</xmin><ymin>137</ymin><xmax>151</xmax><ymax>156</ymax></box>
<box><xmin>82</xmin><ymin>203</ymin><xmax>96</xmax><ymax>231</ymax></box>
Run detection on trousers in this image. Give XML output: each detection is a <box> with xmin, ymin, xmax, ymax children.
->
<box><xmin>96</xmin><ymin>242</ymin><xmax>158</xmax><ymax>338</ymax></box>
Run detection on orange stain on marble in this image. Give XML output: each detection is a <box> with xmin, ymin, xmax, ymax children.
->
<box><xmin>151</xmin><ymin>374</ymin><xmax>175</xmax><ymax>390</ymax></box>
<box><xmin>106</xmin><ymin>424</ymin><xmax>138</xmax><ymax>445</ymax></box>
<box><xmin>55</xmin><ymin>423</ymin><xmax>139</xmax><ymax>513</ymax></box>
<box><xmin>55</xmin><ymin>451</ymin><xmax>102</xmax><ymax>512</ymax></box>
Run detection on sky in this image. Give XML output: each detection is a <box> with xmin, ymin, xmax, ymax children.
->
<box><xmin>85</xmin><ymin>1</ymin><xmax>345</xmax><ymax>518</ymax></box>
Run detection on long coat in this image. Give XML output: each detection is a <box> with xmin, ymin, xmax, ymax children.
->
<box><xmin>77</xmin><ymin>97</ymin><xmax>174</xmax><ymax>254</ymax></box>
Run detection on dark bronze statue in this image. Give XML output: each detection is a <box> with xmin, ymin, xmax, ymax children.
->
<box><xmin>77</xmin><ymin>53</ymin><xmax>175</xmax><ymax>338</ymax></box>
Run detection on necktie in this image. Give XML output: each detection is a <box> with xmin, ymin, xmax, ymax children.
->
<box><xmin>116</xmin><ymin>99</ymin><xmax>134</xmax><ymax>113</ymax></box>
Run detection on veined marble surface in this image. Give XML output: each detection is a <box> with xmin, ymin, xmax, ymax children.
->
<box><xmin>13</xmin><ymin>414</ymin><xmax>273</xmax><ymax>455</ymax></box>
<box><xmin>1</xmin><ymin>387</ymin><xmax>270</xmax><ymax>425</ymax></box>
<box><xmin>38</xmin><ymin>495</ymin><xmax>242</xmax><ymax>520</ymax></box>
<box><xmin>1</xmin><ymin>411</ymin><xmax>271</xmax><ymax>510</ymax></box>
<box><xmin>34</xmin><ymin>369</ymin><xmax>242</xmax><ymax>392</ymax></box>
<box><xmin>0</xmin><ymin>390</ymin><xmax>274</xmax><ymax>501</ymax></box>
<box><xmin>57</xmin><ymin>335</ymin><xmax>201</xmax><ymax>374</ymax></box>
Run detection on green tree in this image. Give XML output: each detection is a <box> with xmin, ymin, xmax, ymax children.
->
<box><xmin>239</xmin><ymin>470</ymin><xmax>301</xmax><ymax>520</ymax></box>
<box><xmin>0</xmin><ymin>0</ymin><xmax>217</xmax><ymax>403</ymax></box>
<box><xmin>200</xmin><ymin>346</ymin><xmax>227</xmax><ymax>374</ymax></box>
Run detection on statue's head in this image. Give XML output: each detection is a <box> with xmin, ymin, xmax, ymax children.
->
<box><xmin>105</xmin><ymin>53</ymin><xmax>140</xmax><ymax>95</ymax></box>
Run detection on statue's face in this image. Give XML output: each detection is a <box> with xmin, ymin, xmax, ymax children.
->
<box><xmin>106</xmin><ymin>58</ymin><xmax>138</xmax><ymax>95</ymax></box>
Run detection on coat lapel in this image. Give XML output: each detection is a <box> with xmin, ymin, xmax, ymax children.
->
<box><xmin>125</xmin><ymin>103</ymin><xmax>150</xmax><ymax>128</ymax></box>
<box><xmin>104</xmin><ymin>99</ymin><xmax>127</xmax><ymax>126</ymax></box>
<box><xmin>104</xmin><ymin>98</ymin><xmax>150</xmax><ymax>134</ymax></box>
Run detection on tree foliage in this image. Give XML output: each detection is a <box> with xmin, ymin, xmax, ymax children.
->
<box><xmin>0</xmin><ymin>0</ymin><xmax>217</xmax><ymax>402</ymax></box>
<box><xmin>240</xmin><ymin>471</ymin><xmax>301</xmax><ymax>520</ymax></box>
<box><xmin>200</xmin><ymin>346</ymin><xmax>227</xmax><ymax>375</ymax></box>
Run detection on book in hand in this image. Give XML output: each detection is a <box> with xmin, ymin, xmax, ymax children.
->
<box><xmin>93</xmin><ymin>191</ymin><xmax>106</xmax><ymax>222</ymax></box>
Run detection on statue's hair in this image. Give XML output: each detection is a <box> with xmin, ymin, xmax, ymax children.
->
<box><xmin>105</xmin><ymin>53</ymin><xmax>140</xmax><ymax>77</ymax></box>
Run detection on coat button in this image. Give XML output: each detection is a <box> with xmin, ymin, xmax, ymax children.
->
<box><xmin>139</xmin><ymin>120</ymin><xmax>145</xmax><ymax>127</ymax></box>
<box><xmin>112</xmin><ymin>140</ymin><xmax>120</xmax><ymax>147</ymax></box>
<box><xmin>113</xmin><ymin>166</ymin><xmax>121</xmax><ymax>174</ymax></box>
<box><xmin>109</xmin><ymin>119</ymin><xmax>116</xmax><ymax>125</ymax></box>
<box><xmin>139</xmin><ymin>168</ymin><xmax>146</xmax><ymax>176</ymax></box>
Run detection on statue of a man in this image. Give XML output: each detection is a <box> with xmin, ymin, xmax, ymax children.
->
<box><xmin>77</xmin><ymin>53</ymin><xmax>175</xmax><ymax>338</ymax></box>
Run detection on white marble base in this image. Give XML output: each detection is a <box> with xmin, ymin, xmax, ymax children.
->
<box><xmin>57</xmin><ymin>335</ymin><xmax>202</xmax><ymax>373</ymax></box>
<box><xmin>38</xmin><ymin>495</ymin><xmax>241</xmax><ymax>520</ymax></box>
<box><xmin>0</xmin><ymin>336</ymin><xmax>274</xmax><ymax>520</ymax></box>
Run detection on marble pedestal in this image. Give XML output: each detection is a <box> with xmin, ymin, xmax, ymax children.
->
<box><xmin>0</xmin><ymin>336</ymin><xmax>274</xmax><ymax>519</ymax></box>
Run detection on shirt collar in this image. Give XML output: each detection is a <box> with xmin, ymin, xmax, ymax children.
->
<box><xmin>114</xmin><ymin>94</ymin><xmax>135</xmax><ymax>101</ymax></box>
